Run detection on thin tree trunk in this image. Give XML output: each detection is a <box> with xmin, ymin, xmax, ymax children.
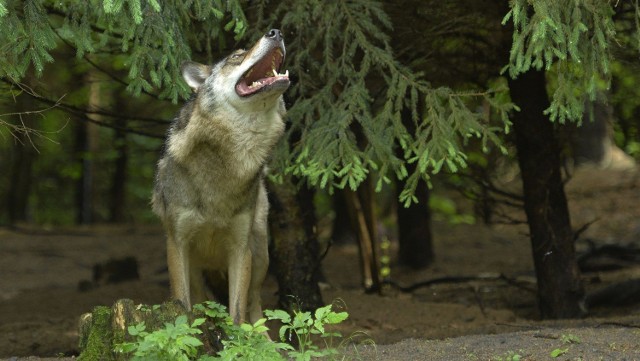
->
<box><xmin>7</xmin><ymin>140</ymin><xmax>34</xmax><ymax>223</ymax></box>
<box><xmin>395</xmin><ymin>108</ymin><xmax>434</xmax><ymax>269</ymax></box>
<box><xmin>7</xmin><ymin>98</ymin><xmax>36</xmax><ymax>224</ymax></box>
<box><xmin>330</xmin><ymin>192</ymin><xmax>355</xmax><ymax>244</ymax></box>
<box><xmin>77</xmin><ymin>69</ymin><xmax>103</xmax><ymax>224</ymax></box>
<box><xmin>109</xmin><ymin>116</ymin><xmax>128</xmax><ymax>223</ymax></box>
<box><xmin>344</xmin><ymin>183</ymin><xmax>381</xmax><ymax>292</ymax></box>
<box><xmin>508</xmin><ymin>69</ymin><xmax>586</xmax><ymax>319</ymax></box>
<box><xmin>268</xmin><ymin>178</ymin><xmax>323</xmax><ymax>312</ymax></box>
<box><xmin>395</xmin><ymin>178</ymin><xmax>434</xmax><ymax>269</ymax></box>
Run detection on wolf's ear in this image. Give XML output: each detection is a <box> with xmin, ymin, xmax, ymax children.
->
<box><xmin>181</xmin><ymin>61</ymin><xmax>212</xmax><ymax>92</ymax></box>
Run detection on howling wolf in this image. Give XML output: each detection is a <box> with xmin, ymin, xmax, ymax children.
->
<box><xmin>152</xmin><ymin>29</ymin><xmax>290</xmax><ymax>325</ymax></box>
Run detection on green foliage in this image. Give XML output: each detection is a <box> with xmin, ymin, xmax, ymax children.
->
<box><xmin>116</xmin><ymin>301</ymin><xmax>353</xmax><ymax>361</ymax></box>
<box><xmin>0</xmin><ymin>0</ymin><xmax>247</xmax><ymax>102</ymax></box>
<box><xmin>253</xmin><ymin>0</ymin><xmax>512</xmax><ymax>206</ymax></box>
<box><xmin>560</xmin><ymin>333</ymin><xmax>581</xmax><ymax>344</ymax></box>
<box><xmin>196</xmin><ymin>302</ymin><xmax>291</xmax><ymax>361</ymax></box>
<box><xmin>266</xmin><ymin>304</ymin><xmax>349</xmax><ymax>361</ymax></box>
<box><xmin>503</xmin><ymin>0</ymin><xmax>617</xmax><ymax>123</ymax></box>
<box><xmin>1</xmin><ymin>0</ymin><xmax>57</xmax><ymax>77</ymax></box>
<box><xmin>429</xmin><ymin>194</ymin><xmax>475</xmax><ymax>225</ymax></box>
<box><xmin>116</xmin><ymin>315</ymin><xmax>209</xmax><ymax>361</ymax></box>
<box><xmin>1</xmin><ymin>0</ymin><xmax>516</xmax><ymax>218</ymax></box>
<box><xmin>550</xmin><ymin>347</ymin><xmax>568</xmax><ymax>358</ymax></box>
<box><xmin>495</xmin><ymin>350</ymin><xmax>523</xmax><ymax>361</ymax></box>
<box><xmin>214</xmin><ymin>318</ymin><xmax>292</xmax><ymax>361</ymax></box>
<box><xmin>610</xmin><ymin>61</ymin><xmax>640</xmax><ymax>159</ymax></box>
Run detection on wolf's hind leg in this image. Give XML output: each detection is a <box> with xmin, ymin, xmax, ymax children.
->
<box><xmin>248</xmin><ymin>233</ymin><xmax>269</xmax><ymax>325</ymax></box>
<box><xmin>189</xmin><ymin>265</ymin><xmax>207</xmax><ymax>306</ymax></box>
<box><xmin>248</xmin><ymin>254</ymin><xmax>268</xmax><ymax>326</ymax></box>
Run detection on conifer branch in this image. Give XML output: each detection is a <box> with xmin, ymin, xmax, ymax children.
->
<box><xmin>503</xmin><ymin>0</ymin><xmax>618</xmax><ymax>123</ymax></box>
<box><xmin>253</xmin><ymin>0</ymin><xmax>512</xmax><ymax>205</ymax></box>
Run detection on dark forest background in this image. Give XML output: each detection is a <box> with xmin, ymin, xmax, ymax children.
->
<box><xmin>1</xmin><ymin>0</ymin><xmax>640</xmax><ymax>318</ymax></box>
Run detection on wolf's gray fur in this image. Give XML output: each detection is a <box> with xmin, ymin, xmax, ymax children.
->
<box><xmin>152</xmin><ymin>29</ymin><xmax>290</xmax><ymax>325</ymax></box>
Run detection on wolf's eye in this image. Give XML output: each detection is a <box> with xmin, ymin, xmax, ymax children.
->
<box><xmin>230</xmin><ymin>52</ymin><xmax>245</xmax><ymax>60</ymax></box>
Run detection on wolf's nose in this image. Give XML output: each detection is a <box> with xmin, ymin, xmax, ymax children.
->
<box><xmin>265</xmin><ymin>29</ymin><xmax>283</xmax><ymax>41</ymax></box>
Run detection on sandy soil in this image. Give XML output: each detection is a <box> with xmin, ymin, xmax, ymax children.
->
<box><xmin>1</xmin><ymin>167</ymin><xmax>640</xmax><ymax>360</ymax></box>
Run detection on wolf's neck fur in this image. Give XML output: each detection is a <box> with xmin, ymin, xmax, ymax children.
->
<box><xmin>167</xmin><ymin>98</ymin><xmax>285</xmax><ymax>180</ymax></box>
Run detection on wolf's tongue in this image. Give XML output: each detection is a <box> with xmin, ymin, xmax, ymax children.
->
<box><xmin>237</xmin><ymin>77</ymin><xmax>280</xmax><ymax>96</ymax></box>
<box><xmin>236</xmin><ymin>47</ymin><xmax>290</xmax><ymax>97</ymax></box>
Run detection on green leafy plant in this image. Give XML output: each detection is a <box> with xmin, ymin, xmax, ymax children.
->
<box><xmin>560</xmin><ymin>333</ymin><xmax>581</xmax><ymax>344</ymax></box>
<box><xmin>550</xmin><ymin>348</ymin><xmax>569</xmax><ymax>358</ymax></box>
<box><xmin>116</xmin><ymin>301</ymin><xmax>354</xmax><ymax>361</ymax></box>
<box><xmin>214</xmin><ymin>318</ymin><xmax>292</xmax><ymax>361</ymax></box>
<box><xmin>265</xmin><ymin>304</ymin><xmax>349</xmax><ymax>361</ymax></box>
<box><xmin>494</xmin><ymin>350</ymin><xmax>523</xmax><ymax>361</ymax></box>
<box><xmin>115</xmin><ymin>315</ymin><xmax>210</xmax><ymax>361</ymax></box>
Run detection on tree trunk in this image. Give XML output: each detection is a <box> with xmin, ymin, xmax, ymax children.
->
<box><xmin>268</xmin><ymin>178</ymin><xmax>323</xmax><ymax>312</ymax></box>
<box><xmin>395</xmin><ymin>107</ymin><xmax>434</xmax><ymax>269</ymax></box>
<box><xmin>7</xmin><ymin>106</ymin><xmax>36</xmax><ymax>224</ymax></box>
<box><xmin>508</xmin><ymin>69</ymin><xmax>586</xmax><ymax>319</ymax></box>
<box><xmin>395</xmin><ymin>177</ymin><xmax>434</xmax><ymax>269</ymax></box>
<box><xmin>109</xmin><ymin>116</ymin><xmax>128</xmax><ymax>223</ymax></box>
<box><xmin>344</xmin><ymin>182</ymin><xmax>381</xmax><ymax>292</ymax></box>
<box><xmin>76</xmin><ymin>69</ymin><xmax>103</xmax><ymax>224</ymax></box>
<box><xmin>330</xmin><ymin>192</ymin><xmax>356</xmax><ymax>244</ymax></box>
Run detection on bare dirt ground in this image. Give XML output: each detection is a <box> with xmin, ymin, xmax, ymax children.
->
<box><xmin>1</xmin><ymin>167</ymin><xmax>640</xmax><ymax>360</ymax></box>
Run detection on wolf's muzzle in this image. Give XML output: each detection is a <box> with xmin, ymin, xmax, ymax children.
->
<box><xmin>235</xmin><ymin>29</ymin><xmax>290</xmax><ymax>97</ymax></box>
<box><xmin>265</xmin><ymin>29</ymin><xmax>283</xmax><ymax>42</ymax></box>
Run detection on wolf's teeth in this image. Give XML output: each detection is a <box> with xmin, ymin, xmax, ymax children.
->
<box><xmin>271</xmin><ymin>69</ymin><xmax>289</xmax><ymax>77</ymax></box>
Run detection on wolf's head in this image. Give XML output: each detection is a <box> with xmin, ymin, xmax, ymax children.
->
<box><xmin>182</xmin><ymin>29</ymin><xmax>290</xmax><ymax>111</ymax></box>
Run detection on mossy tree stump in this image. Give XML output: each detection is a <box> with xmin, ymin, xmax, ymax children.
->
<box><xmin>78</xmin><ymin>299</ymin><xmax>225</xmax><ymax>360</ymax></box>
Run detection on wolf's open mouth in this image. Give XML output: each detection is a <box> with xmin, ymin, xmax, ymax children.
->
<box><xmin>236</xmin><ymin>47</ymin><xmax>290</xmax><ymax>97</ymax></box>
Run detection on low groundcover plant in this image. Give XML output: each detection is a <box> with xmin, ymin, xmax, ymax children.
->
<box><xmin>115</xmin><ymin>300</ymin><xmax>358</xmax><ymax>361</ymax></box>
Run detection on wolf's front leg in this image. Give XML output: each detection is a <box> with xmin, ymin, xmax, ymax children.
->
<box><xmin>167</xmin><ymin>233</ymin><xmax>191</xmax><ymax>309</ymax></box>
<box><xmin>248</xmin><ymin>181</ymin><xmax>270</xmax><ymax>326</ymax></box>
<box><xmin>228</xmin><ymin>247</ymin><xmax>252</xmax><ymax>324</ymax></box>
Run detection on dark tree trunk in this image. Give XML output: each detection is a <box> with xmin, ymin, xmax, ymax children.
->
<box><xmin>268</xmin><ymin>178</ymin><xmax>323</xmax><ymax>312</ymax></box>
<box><xmin>76</xmin><ymin>70</ymin><xmax>103</xmax><ymax>224</ymax></box>
<box><xmin>109</xmin><ymin>119</ymin><xmax>128</xmax><ymax>223</ymax></box>
<box><xmin>74</xmin><ymin>120</ymin><xmax>93</xmax><ymax>224</ymax></box>
<box><xmin>508</xmin><ymin>69</ymin><xmax>586</xmax><ymax>319</ymax></box>
<box><xmin>7</xmin><ymin>143</ymin><xmax>34</xmax><ymax>223</ymax></box>
<box><xmin>7</xmin><ymin>134</ymin><xmax>36</xmax><ymax>224</ymax></box>
<box><xmin>395</xmin><ymin>107</ymin><xmax>434</xmax><ymax>269</ymax></box>
<box><xmin>395</xmin><ymin>177</ymin><xmax>434</xmax><ymax>269</ymax></box>
<box><xmin>7</xmin><ymin>94</ymin><xmax>37</xmax><ymax>224</ymax></box>
<box><xmin>330</xmin><ymin>192</ymin><xmax>356</xmax><ymax>244</ymax></box>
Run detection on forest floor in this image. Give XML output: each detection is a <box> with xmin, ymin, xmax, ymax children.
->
<box><xmin>1</xmin><ymin>167</ymin><xmax>640</xmax><ymax>360</ymax></box>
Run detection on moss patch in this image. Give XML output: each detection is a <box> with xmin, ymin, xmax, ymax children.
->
<box><xmin>78</xmin><ymin>306</ymin><xmax>114</xmax><ymax>361</ymax></box>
